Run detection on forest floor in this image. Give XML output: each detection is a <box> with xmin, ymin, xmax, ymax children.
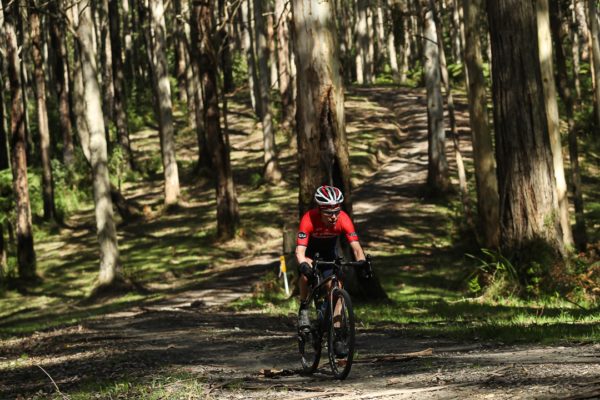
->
<box><xmin>1</xmin><ymin>86</ymin><xmax>599</xmax><ymax>399</ymax></box>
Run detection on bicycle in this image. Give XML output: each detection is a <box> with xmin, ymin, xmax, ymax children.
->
<box><xmin>297</xmin><ymin>255</ymin><xmax>373</xmax><ymax>380</ymax></box>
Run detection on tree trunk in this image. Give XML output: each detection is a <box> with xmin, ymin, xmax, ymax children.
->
<box><xmin>589</xmin><ymin>0</ymin><xmax>600</xmax><ymax>129</ymax></box>
<box><xmin>356</xmin><ymin>0</ymin><xmax>368</xmax><ymax>84</ymax></box>
<box><xmin>487</xmin><ymin>0</ymin><xmax>565</xmax><ymax>259</ymax></box>
<box><xmin>292</xmin><ymin>0</ymin><xmax>387</xmax><ymax>301</ymax></box>
<box><xmin>109</xmin><ymin>0</ymin><xmax>135</xmax><ymax>170</ymax></box>
<box><xmin>570</xmin><ymin>5</ymin><xmax>583</xmax><ymax>102</ymax></box>
<box><xmin>254</xmin><ymin>0</ymin><xmax>282</xmax><ymax>183</ymax></box>
<box><xmin>48</xmin><ymin>0</ymin><xmax>74</xmax><ymax>167</ymax></box>
<box><xmin>76</xmin><ymin>0</ymin><xmax>122</xmax><ymax>289</ymax></box>
<box><xmin>174</xmin><ymin>0</ymin><xmax>188</xmax><ymax>103</ymax></box>
<box><xmin>462</xmin><ymin>0</ymin><xmax>500</xmax><ymax>249</ymax></box>
<box><xmin>385</xmin><ymin>3</ymin><xmax>400</xmax><ymax>82</ymax></box>
<box><xmin>29</xmin><ymin>0</ymin><xmax>57</xmax><ymax>221</ymax></box>
<box><xmin>219</xmin><ymin>0</ymin><xmax>235</xmax><ymax>93</ymax></box>
<box><xmin>68</xmin><ymin>5</ymin><xmax>92</xmax><ymax>162</ymax></box>
<box><xmin>193</xmin><ymin>1</ymin><xmax>240</xmax><ymax>240</ymax></box>
<box><xmin>574</xmin><ymin>0</ymin><xmax>591</xmax><ymax>61</ymax></box>
<box><xmin>149</xmin><ymin>0</ymin><xmax>181</xmax><ymax>207</ymax></box>
<box><xmin>187</xmin><ymin>4</ymin><xmax>211</xmax><ymax>171</ymax></box>
<box><xmin>241</xmin><ymin>0</ymin><xmax>261</xmax><ymax>118</ymax></box>
<box><xmin>0</xmin><ymin>54</ymin><xmax>10</xmax><ymax>171</ymax></box>
<box><xmin>366</xmin><ymin>6</ymin><xmax>375</xmax><ymax>82</ymax></box>
<box><xmin>434</xmin><ymin>1</ymin><xmax>470</xmax><ymax>221</ymax></box>
<box><xmin>267</xmin><ymin>7</ymin><xmax>278</xmax><ymax>88</ymax></box>
<box><xmin>422</xmin><ymin>0</ymin><xmax>450</xmax><ymax>195</ymax></box>
<box><xmin>3</xmin><ymin>0</ymin><xmax>37</xmax><ymax>280</ymax></box>
<box><xmin>536</xmin><ymin>0</ymin><xmax>574</xmax><ymax>249</ymax></box>
<box><xmin>275</xmin><ymin>0</ymin><xmax>293</xmax><ymax>126</ymax></box>
<box><xmin>550</xmin><ymin>0</ymin><xmax>588</xmax><ymax>249</ymax></box>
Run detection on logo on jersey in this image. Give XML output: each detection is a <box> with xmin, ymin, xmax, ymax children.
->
<box><xmin>348</xmin><ymin>232</ymin><xmax>358</xmax><ymax>237</ymax></box>
<box><xmin>298</xmin><ymin>232</ymin><xmax>307</xmax><ymax>239</ymax></box>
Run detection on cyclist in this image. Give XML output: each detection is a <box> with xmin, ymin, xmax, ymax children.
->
<box><xmin>295</xmin><ymin>185</ymin><xmax>367</xmax><ymax>352</ymax></box>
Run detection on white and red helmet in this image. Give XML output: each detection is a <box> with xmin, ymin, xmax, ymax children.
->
<box><xmin>314</xmin><ymin>185</ymin><xmax>344</xmax><ymax>208</ymax></box>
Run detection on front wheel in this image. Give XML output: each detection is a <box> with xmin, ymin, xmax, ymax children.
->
<box><xmin>298</xmin><ymin>305</ymin><xmax>322</xmax><ymax>373</ymax></box>
<box><xmin>327</xmin><ymin>288</ymin><xmax>355</xmax><ymax>380</ymax></box>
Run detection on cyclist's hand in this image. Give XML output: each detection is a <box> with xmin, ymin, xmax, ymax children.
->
<box><xmin>299</xmin><ymin>261</ymin><xmax>314</xmax><ymax>280</ymax></box>
<box><xmin>357</xmin><ymin>259</ymin><xmax>373</xmax><ymax>279</ymax></box>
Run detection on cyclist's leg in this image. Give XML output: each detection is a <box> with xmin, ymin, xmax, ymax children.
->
<box><xmin>298</xmin><ymin>255</ymin><xmax>314</xmax><ymax>302</ymax></box>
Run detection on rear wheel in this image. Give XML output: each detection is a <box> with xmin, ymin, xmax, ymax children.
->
<box><xmin>298</xmin><ymin>304</ymin><xmax>322</xmax><ymax>373</ymax></box>
<box><xmin>327</xmin><ymin>288</ymin><xmax>355</xmax><ymax>380</ymax></box>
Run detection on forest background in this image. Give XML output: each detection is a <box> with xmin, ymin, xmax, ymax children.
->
<box><xmin>0</xmin><ymin>0</ymin><xmax>600</xmax><ymax>398</ymax></box>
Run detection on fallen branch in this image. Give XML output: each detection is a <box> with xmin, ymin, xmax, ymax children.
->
<box><xmin>355</xmin><ymin>348</ymin><xmax>433</xmax><ymax>363</ymax></box>
<box><xmin>36</xmin><ymin>364</ymin><xmax>69</xmax><ymax>400</ymax></box>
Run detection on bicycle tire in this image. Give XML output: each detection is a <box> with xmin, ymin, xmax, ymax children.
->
<box><xmin>327</xmin><ymin>287</ymin><xmax>355</xmax><ymax>380</ymax></box>
<box><xmin>298</xmin><ymin>304</ymin><xmax>322</xmax><ymax>373</ymax></box>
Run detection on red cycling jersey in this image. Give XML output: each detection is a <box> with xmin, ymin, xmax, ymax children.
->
<box><xmin>296</xmin><ymin>209</ymin><xmax>359</xmax><ymax>260</ymax></box>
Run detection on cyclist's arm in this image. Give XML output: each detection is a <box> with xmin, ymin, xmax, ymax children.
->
<box><xmin>295</xmin><ymin>245</ymin><xmax>312</xmax><ymax>265</ymax></box>
<box><xmin>349</xmin><ymin>240</ymin><xmax>366</xmax><ymax>262</ymax></box>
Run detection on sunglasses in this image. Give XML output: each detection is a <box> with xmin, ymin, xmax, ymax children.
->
<box><xmin>320</xmin><ymin>208</ymin><xmax>341</xmax><ymax>216</ymax></box>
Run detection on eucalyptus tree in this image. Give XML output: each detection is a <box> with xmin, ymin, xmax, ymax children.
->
<box><xmin>48</xmin><ymin>0</ymin><xmax>74</xmax><ymax>166</ymax></box>
<box><xmin>75</xmin><ymin>0</ymin><xmax>122</xmax><ymax>290</ymax></box>
<box><xmin>487</xmin><ymin>0</ymin><xmax>565</xmax><ymax>258</ymax></box>
<box><xmin>536</xmin><ymin>0</ymin><xmax>573</xmax><ymax>249</ymax></box>
<box><xmin>275</xmin><ymin>0</ymin><xmax>293</xmax><ymax>126</ymax></box>
<box><xmin>254</xmin><ymin>0</ymin><xmax>282</xmax><ymax>183</ymax></box>
<box><xmin>421</xmin><ymin>0</ymin><xmax>450</xmax><ymax>195</ymax></box>
<box><xmin>148</xmin><ymin>0</ymin><xmax>181</xmax><ymax>207</ymax></box>
<box><xmin>462</xmin><ymin>0</ymin><xmax>499</xmax><ymax>249</ymax></box>
<box><xmin>550</xmin><ymin>0</ymin><xmax>587</xmax><ymax>249</ymax></box>
<box><xmin>2</xmin><ymin>0</ymin><xmax>37</xmax><ymax>279</ymax></box>
<box><xmin>192</xmin><ymin>0</ymin><xmax>239</xmax><ymax>240</ymax></box>
<box><xmin>292</xmin><ymin>0</ymin><xmax>387</xmax><ymax>300</ymax></box>
<box><xmin>589</xmin><ymin>0</ymin><xmax>600</xmax><ymax>129</ymax></box>
<box><xmin>28</xmin><ymin>0</ymin><xmax>56</xmax><ymax>221</ymax></box>
<box><xmin>109</xmin><ymin>0</ymin><xmax>135</xmax><ymax>169</ymax></box>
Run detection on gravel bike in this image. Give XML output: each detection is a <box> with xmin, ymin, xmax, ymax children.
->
<box><xmin>297</xmin><ymin>255</ymin><xmax>373</xmax><ymax>380</ymax></box>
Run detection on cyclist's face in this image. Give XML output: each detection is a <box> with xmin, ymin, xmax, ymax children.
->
<box><xmin>319</xmin><ymin>208</ymin><xmax>340</xmax><ymax>226</ymax></box>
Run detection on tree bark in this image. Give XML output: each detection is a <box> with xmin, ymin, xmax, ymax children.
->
<box><xmin>550</xmin><ymin>0</ymin><xmax>588</xmax><ymax>249</ymax></box>
<box><xmin>356</xmin><ymin>0</ymin><xmax>368</xmax><ymax>84</ymax></box>
<box><xmin>193</xmin><ymin>1</ymin><xmax>240</xmax><ymax>240</ymax></box>
<box><xmin>219</xmin><ymin>0</ymin><xmax>235</xmax><ymax>93</ymax></box>
<box><xmin>487</xmin><ymin>0</ymin><xmax>565</xmax><ymax>259</ymax></box>
<box><xmin>588</xmin><ymin>0</ymin><xmax>600</xmax><ymax>129</ymax></box>
<box><xmin>385</xmin><ymin>3</ymin><xmax>400</xmax><ymax>81</ymax></box>
<box><xmin>254</xmin><ymin>0</ymin><xmax>282</xmax><ymax>183</ymax></box>
<box><xmin>292</xmin><ymin>0</ymin><xmax>386</xmax><ymax>301</ymax></box>
<box><xmin>275</xmin><ymin>0</ymin><xmax>293</xmax><ymax>126</ymax></box>
<box><xmin>109</xmin><ymin>0</ymin><xmax>135</xmax><ymax>170</ymax></box>
<box><xmin>422</xmin><ymin>0</ymin><xmax>450</xmax><ymax>195</ymax></box>
<box><xmin>3</xmin><ymin>0</ymin><xmax>37</xmax><ymax>280</ymax></box>
<box><xmin>48</xmin><ymin>0</ymin><xmax>75</xmax><ymax>167</ymax></box>
<box><xmin>29</xmin><ymin>0</ymin><xmax>57</xmax><ymax>221</ymax></box>
<box><xmin>149</xmin><ymin>0</ymin><xmax>181</xmax><ymax>207</ymax></box>
<box><xmin>0</xmin><ymin>45</ymin><xmax>10</xmax><ymax>171</ymax></box>
<box><xmin>462</xmin><ymin>0</ymin><xmax>500</xmax><ymax>249</ymax></box>
<box><xmin>536</xmin><ymin>0</ymin><xmax>574</xmax><ymax>249</ymax></box>
<box><xmin>241</xmin><ymin>0</ymin><xmax>261</xmax><ymax>118</ymax></box>
<box><xmin>76</xmin><ymin>0</ymin><xmax>122</xmax><ymax>288</ymax></box>
<box><xmin>174</xmin><ymin>0</ymin><xmax>189</xmax><ymax>103</ymax></box>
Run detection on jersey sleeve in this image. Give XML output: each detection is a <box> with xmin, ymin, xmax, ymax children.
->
<box><xmin>339</xmin><ymin>212</ymin><xmax>359</xmax><ymax>243</ymax></box>
<box><xmin>296</xmin><ymin>211</ymin><xmax>313</xmax><ymax>247</ymax></box>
